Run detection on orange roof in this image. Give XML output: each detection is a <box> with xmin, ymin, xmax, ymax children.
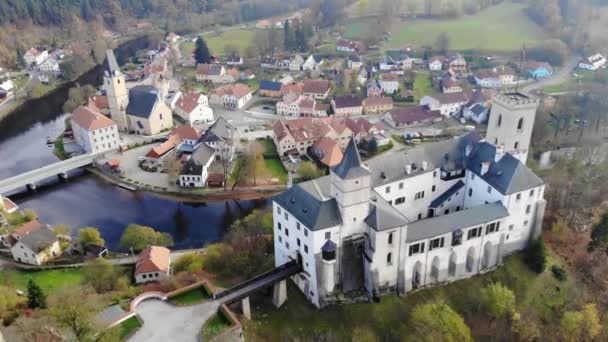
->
<box><xmin>214</xmin><ymin>84</ymin><xmax>251</xmax><ymax>99</ymax></box>
<box><xmin>313</xmin><ymin>137</ymin><xmax>343</xmax><ymax>167</ymax></box>
<box><xmin>89</xmin><ymin>95</ymin><xmax>109</xmax><ymax>110</ymax></box>
<box><xmin>146</xmin><ymin>135</ymin><xmax>180</xmax><ymax>159</ymax></box>
<box><xmin>12</xmin><ymin>219</ymin><xmax>44</xmax><ymax>238</ymax></box>
<box><xmin>280</xmin><ymin>83</ymin><xmax>304</xmax><ymax>94</ymax></box>
<box><xmin>171</xmin><ymin>125</ymin><xmax>200</xmax><ymax>141</ymax></box>
<box><xmin>71</xmin><ymin>105</ymin><xmax>115</xmax><ymax>131</ymax></box>
<box><xmin>135</xmin><ymin>246</ymin><xmax>171</xmax><ymax>274</ymax></box>
<box><xmin>227</xmin><ymin>67</ymin><xmax>240</xmax><ymax>80</ymax></box>
<box><xmin>175</xmin><ymin>92</ymin><xmax>203</xmax><ymax>114</ymax></box>
<box><xmin>380</xmin><ymin>73</ymin><xmax>398</xmax><ymax>82</ymax></box>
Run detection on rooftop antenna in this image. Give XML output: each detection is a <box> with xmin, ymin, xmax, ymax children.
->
<box><xmin>514</xmin><ymin>42</ymin><xmax>526</xmax><ymax>93</ymax></box>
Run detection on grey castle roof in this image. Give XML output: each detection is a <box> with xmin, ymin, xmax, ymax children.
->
<box><xmin>105</xmin><ymin>50</ymin><xmax>120</xmax><ymax>74</ymax></box>
<box><xmin>321</xmin><ymin>239</ymin><xmax>337</xmax><ymax>253</ymax></box>
<box><xmin>19</xmin><ymin>228</ymin><xmax>58</xmax><ymax>253</ymax></box>
<box><xmin>406</xmin><ymin>202</ymin><xmax>509</xmax><ymax>242</ymax></box>
<box><xmin>365</xmin><ymin>192</ymin><xmax>409</xmax><ymax>231</ymax></box>
<box><xmin>201</xmin><ymin>117</ymin><xmax>234</xmax><ymax>145</ymax></box>
<box><xmin>430</xmin><ymin>180</ymin><xmax>465</xmax><ymax>208</ymax></box>
<box><xmin>273</xmin><ymin>176</ymin><xmax>342</xmax><ymax>231</ymax></box>
<box><xmin>181</xmin><ymin>144</ymin><xmax>215</xmax><ymax>176</ymax></box>
<box><xmin>331</xmin><ymin>139</ymin><xmax>370</xmax><ymax>179</ymax></box>
<box><xmin>127</xmin><ymin>85</ymin><xmax>159</xmax><ymax>119</ymax></box>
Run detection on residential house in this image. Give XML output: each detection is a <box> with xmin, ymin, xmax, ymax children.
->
<box><xmin>579</xmin><ymin>54</ymin><xmax>607</xmax><ymax>71</ymax></box>
<box><xmin>495</xmin><ymin>66</ymin><xmax>516</xmax><ymax>86</ymax></box>
<box><xmin>200</xmin><ymin>117</ymin><xmax>237</xmax><ymax>161</ymax></box>
<box><xmin>277</xmin><ymin>92</ymin><xmax>305</xmax><ymax>116</ymax></box>
<box><xmin>38</xmin><ymin>58</ymin><xmax>60</xmax><ymax>74</ymax></box>
<box><xmin>313</xmin><ymin>103</ymin><xmax>330</xmax><ymax>117</ymax></box>
<box><xmin>428</xmin><ymin>56</ymin><xmax>446</xmax><ymax>71</ymax></box>
<box><xmin>272</xmin><ymin>117</ymin><xmax>355</xmax><ymax>156</ymax></box>
<box><xmin>24</xmin><ymin>48</ymin><xmax>48</xmax><ymax>66</ymax></box>
<box><xmin>71</xmin><ymin>105</ymin><xmax>119</xmax><ymax>153</ymax></box>
<box><xmin>448</xmin><ymin>54</ymin><xmax>467</xmax><ymax>73</ymax></box>
<box><xmin>226</xmin><ymin>55</ymin><xmax>243</xmax><ymax>66</ymax></box>
<box><xmin>303</xmin><ymin>80</ymin><xmax>331</xmax><ymax>99</ymax></box>
<box><xmin>145</xmin><ymin>134</ymin><xmax>181</xmax><ymax>160</ymax></box>
<box><xmin>290</xmin><ymin>55</ymin><xmax>305</xmax><ymax>71</ymax></box>
<box><xmin>332</xmin><ymin>95</ymin><xmax>363</xmax><ymax>117</ymax></box>
<box><xmin>209</xmin><ymin>84</ymin><xmax>252</xmax><ymax>110</ymax></box>
<box><xmin>134</xmin><ymin>246</ymin><xmax>171</xmax><ymax>284</ymax></box>
<box><xmin>310</xmin><ymin>137</ymin><xmax>344</xmax><ymax>167</ymax></box>
<box><xmin>11</xmin><ymin>227</ymin><xmax>60</xmax><ymax>265</ymax></box>
<box><xmin>367</xmin><ymin>81</ymin><xmax>382</xmax><ymax>97</ymax></box>
<box><xmin>125</xmin><ymin>85</ymin><xmax>173</xmax><ymax>135</ymax></box>
<box><xmin>0</xmin><ymin>80</ymin><xmax>14</xmax><ymax>93</ymax></box>
<box><xmin>221</xmin><ymin>67</ymin><xmax>242</xmax><ymax>83</ymax></box>
<box><xmin>88</xmin><ymin>95</ymin><xmax>110</xmax><ymax>115</ymax></box>
<box><xmin>303</xmin><ymin>55</ymin><xmax>324</xmax><ymax>71</ymax></box>
<box><xmin>344</xmin><ymin>117</ymin><xmax>384</xmax><ymax>143</ymax></box>
<box><xmin>347</xmin><ymin>55</ymin><xmax>363</xmax><ymax>70</ymax></box>
<box><xmin>463</xmin><ymin>103</ymin><xmax>490</xmax><ymax>124</ymax></box>
<box><xmin>420</xmin><ymin>92</ymin><xmax>468</xmax><ymax>116</ymax></box>
<box><xmin>240</xmin><ymin>69</ymin><xmax>256</xmax><ymax>80</ymax></box>
<box><xmin>379</xmin><ymin>57</ymin><xmax>396</xmax><ymax>71</ymax></box>
<box><xmin>179</xmin><ymin>144</ymin><xmax>216</xmax><ymax>187</ymax></box>
<box><xmin>2</xmin><ymin>219</ymin><xmax>45</xmax><ymax>248</ymax></box>
<box><xmin>196</xmin><ymin>64</ymin><xmax>227</xmax><ymax>83</ymax></box>
<box><xmin>281</xmin><ymin>82</ymin><xmax>304</xmax><ymax>96</ymax></box>
<box><xmin>380</xmin><ymin>73</ymin><xmax>399</xmax><ymax>94</ymax></box>
<box><xmin>259</xmin><ymin>81</ymin><xmax>283</xmax><ymax>97</ymax></box>
<box><xmin>474</xmin><ymin>69</ymin><xmax>502</xmax><ymax>88</ymax></box>
<box><xmin>174</xmin><ymin>91</ymin><xmax>213</xmax><ymax>125</ymax></box>
<box><xmin>385</xmin><ymin>49</ymin><xmax>412</xmax><ymax>69</ymax></box>
<box><xmin>261</xmin><ymin>57</ymin><xmax>280</xmax><ymax>69</ymax></box>
<box><xmin>362</xmin><ymin>96</ymin><xmax>394</xmax><ymax>115</ymax></box>
<box><xmin>525</xmin><ymin>62</ymin><xmax>553</xmax><ymax>79</ymax></box>
<box><xmin>337</xmin><ymin>39</ymin><xmax>363</xmax><ymax>53</ymax></box>
<box><xmin>441</xmin><ymin>77</ymin><xmax>462</xmax><ymax>93</ymax></box>
<box><xmin>382</xmin><ymin>106</ymin><xmax>442</xmax><ymax>128</ymax></box>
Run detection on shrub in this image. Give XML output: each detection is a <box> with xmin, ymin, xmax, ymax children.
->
<box><xmin>173</xmin><ymin>253</ymin><xmax>204</xmax><ymax>274</ymax></box>
<box><xmin>3</xmin><ymin>311</ymin><xmax>19</xmax><ymax>327</ymax></box>
<box><xmin>479</xmin><ymin>282</ymin><xmax>516</xmax><ymax>319</ymax></box>
<box><xmin>525</xmin><ymin>238</ymin><xmax>547</xmax><ymax>273</ymax></box>
<box><xmin>551</xmin><ymin>265</ymin><xmax>567</xmax><ymax>281</ymax></box>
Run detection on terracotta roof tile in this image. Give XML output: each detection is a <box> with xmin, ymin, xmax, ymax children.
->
<box><xmin>135</xmin><ymin>246</ymin><xmax>171</xmax><ymax>274</ymax></box>
<box><xmin>71</xmin><ymin>105</ymin><xmax>115</xmax><ymax>131</ymax></box>
<box><xmin>175</xmin><ymin>92</ymin><xmax>203</xmax><ymax>114</ymax></box>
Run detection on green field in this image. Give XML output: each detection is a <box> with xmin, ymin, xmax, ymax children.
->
<box><xmin>181</xmin><ymin>29</ymin><xmax>257</xmax><ymax>57</ymax></box>
<box><xmin>170</xmin><ymin>287</ymin><xmax>209</xmax><ymax>305</ymax></box>
<box><xmin>118</xmin><ymin>316</ymin><xmax>142</xmax><ymax>340</ymax></box>
<box><xmin>413</xmin><ymin>72</ymin><xmax>434</xmax><ymax>102</ymax></box>
<box><xmin>345</xmin><ymin>2</ymin><xmax>548</xmax><ymax>51</ymax></box>
<box><xmin>0</xmin><ymin>269</ymin><xmax>85</xmax><ymax>294</ymax></box>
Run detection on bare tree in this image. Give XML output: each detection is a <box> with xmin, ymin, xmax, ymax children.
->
<box><xmin>163</xmin><ymin>150</ymin><xmax>183</xmax><ymax>185</ymax></box>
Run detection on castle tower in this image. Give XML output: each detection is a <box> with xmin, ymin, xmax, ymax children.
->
<box><xmin>485</xmin><ymin>92</ymin><xmax>540</xmax><ymax>164</ymax></box>
<box><xmin>104</xmin><ymin>50</ymin><xmax>129</xmax><ymax>132</ymax></box>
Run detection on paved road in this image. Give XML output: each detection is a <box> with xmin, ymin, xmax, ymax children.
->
<box><xmin>522</xmin><ymin>54</ymin><xmax>581</xmax><ymax>94</ymax></box>
<box><xmin>130</xmin><ymin>299</ymin><xmax>218</xmax><ymax>342</ymax></box>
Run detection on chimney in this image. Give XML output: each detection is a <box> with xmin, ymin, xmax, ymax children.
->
<box><xmin>481</xmin><ymin>161</ymin><xmax>490</xmax><ymax>175</ymax></box>
<box><xmin>495</xmin><ymin>145</ymin><xmax>504</xmax><ymax>162</ymax></box>
<box><xmin>405</xmin><ymin>165</ymin><xmax>412</xmax><ymax>174</ymax></box>
<box><xmin>421</xmin><ymin>161</ymin><xmax>428</xmax><ymax>170</ymax></box>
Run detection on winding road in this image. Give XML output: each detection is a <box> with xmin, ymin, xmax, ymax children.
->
<box><xmin>521</xmin><ymin>54</ymin><xmax>581</xmax><ymax>94</ymax></box>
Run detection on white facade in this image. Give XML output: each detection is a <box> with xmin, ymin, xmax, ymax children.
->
<box><xmin>73</xmin><ymin>123</ymin><xmax>119</xmax><ymax>154</ymax></box>
<box><xmin>290</xmin><ymin>56</ymin><xmax>305</xmax><ymax>71</ymax></box>
<box><xmin>380</xmin><ymin>80</ymin><xmax>398</xmax><ymax>95</ymax></box>
<box><xmin>135</xmin><ymin>270</ymin><xmax>169</xmax><ymax>284</ymax></box>
<box><xmin>11</xmin><ymin>239</ymin><xmax>61</xmax><ymax>265</ymax></box>
<box><xmin>579</xmin><ymin>54</ymin><xmax>606</xmax><ymax>71</ymax></box>
<box><xmin>38</xmin><ymin>58</ymin><xmax>60</xmax><ymax>73</ymax></box>
<box><xmin>174</xmin><ymin>93</ymin><xmax>214</xmax><ymax>124</ymax></box>
<box><xmin>475</xmin><ymin>76</ymin><xmax>501</xmax><ymax>88</ymax></box>
<box><xmin>24</xmin><ymin>49</ymin><xmax>48</xmax><ymax>66</ymax></box>
<box><xmin>420</xmin><ymin>95</ymin><xmax>467</xmax><ymax>117</ymax></box>
<box><xmin>428</xmin><ymin>60</ymin><xmax>443</xmax><ymax>71</ymax></box>
<box><xmin>277</xmin><ymin>99</ymin><xmax>300</xmax><ymax>116</ymax></box>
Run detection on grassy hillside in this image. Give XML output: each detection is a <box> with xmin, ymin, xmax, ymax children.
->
<box><xmin>181</xmin><ymin>29</ymin><xmax>257</xmax><ymax>57</ymax></box>
<box><xmin>345</xmin><ymin>2</ymin><xmax>548</xmax><ymax>51</ymax></box>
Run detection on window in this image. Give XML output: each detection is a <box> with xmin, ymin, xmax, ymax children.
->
<box><xmin>285</xmin><ymin>229</ymin><xmax>289</xmax><ymax>236</ymax></box>
<box><xmin>486</xmin><ymin>222</ymin><xmax>499</xmax><ymax>234</ymax></box>
<box><xmin>469</xmin><ymin>188</ymin><xmax>473</xmax><ymax>197</ymax></box>
<box><xmin>399</xmin><ymin>183</ymin><xmax>404</xmax><ymax>190</ymax></box>
<box><xmin>514</xmin><ymin>141</ymin><xmax>519</xmax><ymax>149</ymax></box>
<box><xmin>388</xmin><ymin>200</ymin><xmax>392</xmax><ymax>205</ymax></box>
<box><xmin>304</xmin><ymin>229</ymin><xmax>308</xmax><ymax>237</ymax></box>
<box><xmin>395</xmin><ymin>197</ymin><xmax>405</xmax><ymax>205</ymax></box>
<box><xmin>418</xmin><ymin>213</ymin><xmax>422</xmax><ymax>220</ymax></box>
<box><xmin>325</xmin><ymin>232</ymin><xmax>331</xmax><ymax>240</ymax></box>
<box><xmin>297</xmin><ymin>222</ymin><xmax>301</xmax><ymax>230</ymax></box>
<box><xmin>386</xmin><ymin>186</ymin><xmax>391</xmax><ymax>194</ymax></box>
<box><xmin>516</xmin><ymin>193</ymin><xmax>521</xmax><ymax>201</ymax></box>
<box><xmin>433</xmin><ymin>171</ymin><xmax>437</xmax><ymax>178</ymax></box>
<box><xmin>471</xmin><ymin>173</ymin><xmax>475</xmax><ymax>180</ymax></box>
<box><xmin>517</xmin><ymin>117</ymin><xmax>524</xmax><ymax>130</ymax></box>
<box><xmin>279</xmin><ymin>236</ymin><xmax>282</xmax><ymax>243</ymax></box>
<box><xmin>297</xmin><ymin>238</ymin><xmax>301</xmax><ymax>247</ymax></box>
<box><xmin>497</xmin><ymin>114</ymin><xmax>502</xmax><ymax>127</ymax></box>
<box><xmin>284</xmin><ymin>212</ymin><xmax>288</xmax><ymax>220</ymax></box>
<box><xmin>285</xmin><ymin>241</ymin><xmax>289</xmax><ymax>248</ymax></box>
<box><xmin>415</xmin><ymin>191</ymin><xmax>425</xmax><ymax>200</ymax></box>
<box><xmin>452</xmin><ymin>230</ymin><xmax>463</xmax><ymax>246</ymax></box>
<box><xmin>432</xmin><ymin>185</ymin><xmax>436</xmax><ymax>192</ymax></box>
<box><xmin>526</xmin><ymin>205</ymin><xmax>531</xmax><ymax>214</ymax></box>
<box><xmin>388</xmin><ymin>232</ymin><xmax>393</xmax><ymax>245</ymax></box>
<box><xmin>304</xmin><ymin>245</ymin><xmax>308</xmax><ymax>253</ymax></box>
<box><xmin>467</xmin><ymin>227</ymin><xmax>482</xmax><ymax>240</ymax></box>
<box><xmin>524</xmin><ymin>220</ymin><xmax>529</xmax><ymax>227</ymax></box>
<box><xmin>277</xmin><ymin>207</ymin><xmax>282</xmax><ymax>214</ymax></box>
<box><xmin>430</xmin><ymin>237</ymin><xmax>445</xmax><ymax>251</ymax></box>
<box><xmin>530</xmin><ymin>189</ymin><xmax>535</xmax><ymax>197</ymax></box>
<box><xmin>387</xmin><ymin>252</ymin><xmax>392</xmax><ymax>265</ymax></box>
<box><xmin>408</xmin><ymin>242</ymin><xmax>425</xmax><ymax>256</ymax></box>
<box><xmin>509</xmin><ymin>224</ymin><xmax>514</xmax><ymax>231</ymax></box>
<box><xmin>487</xmin><ymin>185</ymin><xmax>492</xmax><ymax>194</ymax></box>
<box><xmin>278</xmin><ymin>223</ymin><xmax>282</xmax><ymax>231</ymax></box>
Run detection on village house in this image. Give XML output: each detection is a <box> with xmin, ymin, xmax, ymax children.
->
<box><xmin>474</xmin><ymin>69</ymin><xmax>502</xmax><ymax>88</ymax></box>
<box><xmin>135</xmin><ymin>246</ymin><xmax>171</xmax><ymax>284</ymax></box>
<box><xmin>23</xmin><ymin>48</ymin><xmax>49</xmax><ymax>66</ymax></box>
<box><xmin>281</xmin><ymin>82</ymin><xmax>304</xmax><ymax>97</ymax></box>
<box><xmin>367</xmin><ymin>81</ymin><xmax>382</xmax><ymax>97</ymax></box>
<box><xmin>525</xmin><ymin>61</ymin><xmax>553</xmax><ymax>79</ymax></box>
<box><xmin>494</xmin><ymin>66</ymin><xmax>516</xmax><ymax>86</ymax></box>
<box><xmin>303</xmin><ymin>80</ymin><xmax>331</xmax><ymax>99</ymax></box>
<box><xmin>9</xmin><ymin>220</ymin><xmax>61</xmax><ymax>265</ymax></box>
<box><xmin>343</xmin><ymin>117</ymin><xmax>384</xmax><ymax>143</ymax></box>
<box><xmin>179</xmin><ymin>144</ymin><xmax>216</xmax><ymax>188</ymax></box>
<box><xmin>303</xmin><ymin>55</ymin><xmax>324</xmax><ymax>71</ymax></box>
<box><xmin>578</xmin><ymin>54</ymin><xmax>606</xmax><ymax>71</ymax></box>
<box><xmin>347</xmin><ymin>55</ymin><xmax>363</xmax><ymax>70</ymax></box>
<box><xmin>273</xmin><ymin>118</ymin><xmax>351</xmax><ymax>156</ymax></box>
<box><xmin>277</xmin><ymin>92</ymin><xmax>305</xmax><ymax>116</ymax></box>
<box><xmin>88</xmin><ymin>95</ymin><xmax>110</xmax><ymax>115</ymax></box>
<box><xmin>38</xmin><ymin>58</ymin><xmax>60</xmax><ymax>74</ymax></box>
<box><xmin>362</xmin><ymin>96</ymin><xmax>394</xmax><ymax>115</ymax></box>
<box><xmin>290</xmin><ymin>55</ymin><xmax>305</xmax><ymax>71</ymax></box>
<box><xmin>448</xmin><ymin>54</ymin><xmax>467</xmax><ymax>73</ymax></box>
<box><xmin>463</xmin><ymin>103</ymin><xmax>490</xmax><ymax>124</ymax></box>
<box><xmin>382</xmin><ymin>106</ymin><xmax>442</xmax><ymax>128</ymax></box>
<box><xmin>441</xmin><ymin>77</ymin><xmax>462</xmax><ymax>93</ymax></box>
<box><xmin>145</xmin><ymin>125</ymin><xmax>201</xmax><ymax>161</ymax></box>
<box><xmin>261</xmin><ymin>56</ymin><xmax>280</xmax><ymax>69</ymax></box>
<box><xmin>420</xmin><ymin>92</ymin><xmax>469</xmax><ymax>116</ymax></box>
<box><xmin>258</xmin><ymin>81</ymin><xmax>283</xmax><ymax>97</ymax></box>
<box><xmin>337</xmin><ymin>39</ymin><xmax>363</xmax><ymax>53</ymax></box>
<box><xmin>380</xmin><ymin>73</ymin><xmax>399</xmax><ymax>94</ymax></box>
<box><xmin>71</xmin><ymin>104</ymin><xmax>120</xmax><ymax>154</ymax></box>
<box><xmin>209</xmin><ymin>84</ymin><xmax>252</xmax><ymax>110</ymax></box>
<box><xmin>385</xmin><ymin>49</ymin><xmax>412</xmax><ymax>69</ymax></box>
<box><xmin>196</xmin><ymin>63</ymin><xmax>227</xmax><ymax>83</ymax></box>
<box><xmin>428</xmin><ymin>56</ymin><xmax>446</xmax><ymax>71</ymax></box>
<box><xmin>332</xmin><ymin>95</ymin><xmax>363</xmax><ymax>117</ymax></box>
<box><xmin>225</xmin><ymin>55</ymin><xmax>243</xmax><ymax>66</ymax></box>
<box><xmin>200</xmin><ymin>117</ymin><xmax>237</xmax><ymax>161</ymax></box>
<box><xmin>174</xmin><ymin>91</ymin><xmax>214</xmax><ymax>125</ymax></box>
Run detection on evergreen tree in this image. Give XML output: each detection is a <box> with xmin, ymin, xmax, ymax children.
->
<box><xmin>525</xmin><ymin>238</ymin><xmax>547</xmax><ymax>273</ymax></box>
<box><xmin>194</xmin><ymin>36</ymin><xmax>212</xmax><ymax>64</ymax></box>
<box><xmin>283</xmin><ymin>20</ymin><xmax>296</xmax><ymax>51</ymax></box>
<box><xmin>588</xmin><ymin>211</ymin><xmax>608</xmax><ymax>253</ymax></box>
<box><xmin>27</xmin><ymin>280</ymin><xmax>46</xmax><ymax>309</ymax></box>
<box><xmin>294</xmin><ymin>24</ymin><xmax>306</xmax><ymax>52</ymax></box>
<box><xmin>81</xmin><ymin>0</ymin><xmax>93</xmax><ymax>21</ymax></box>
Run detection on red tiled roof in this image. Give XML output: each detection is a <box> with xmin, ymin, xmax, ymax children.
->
<box><xmin>313</xmin><ymin>137</ymin><xmax>343</xmax><ymax>167</ymax></box>
<box><xmin>363</xmin><ymin>96</ymin><xmax>393</xmax><ymax>107</ymax></box>
<box><xmin>302</xmin><ymin>80</ymin><xmax>330</xmax><ymax>95</ymax></box>
<box><xmin>146</xmin><ymin>135</ymin><xmax>180</xmax><ymax>159</ymax></box>
<box><xmin>71</xmin><ymin>105</ymin><xmax>115</xmax><ymax>131</ymax></box>
<box><xmin>175</xmin><ymin>92</ymin><xmax>203</xmax><ymax>114</ymax></box>
<box><xmin>135</xmin><ymin>246</ymin><xmax>171</xmax><ymax>274</ymax></box>
<box><xmin>11</xmin><ymin>220</ymin><xmax>44</xmax><ymax>242</ymax></box>
<box><xmin>280</xmin><ymin>83</ymin><xmax>304</xmax><ymax>94</ymax></box>
<box><xmin>214</xmin><ymin>84</ymin><xmax>251</xmax><ymax>99</ymax></box>
<box><xmin>89</xmin><ymin>95</ymin><xmax>109</xmax><ymax>110</ymax></box>
<box><xmin>380</xmin><ymin>73</ymin><xmax>398</xmax><ymax>82</ymax></box>
<box><xmin>387</xmin><ymin>106</ymin><xmax>442</xmax><ymax>125</ymax></box>
<box><xmin>171</xmin><ymin>125</ymin><xmax>200</xmax><ymax>141</ymax></box>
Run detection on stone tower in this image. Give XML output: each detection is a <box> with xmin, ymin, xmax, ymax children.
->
<box><xmin>104</xmin><ymin>49</ymin><xmax>129</xmax><ymax>132</ymax></box>
<box><xmin>485</xmin><ymin>92</ymin><xmax>540</xmax><ymax>164</ymax></box>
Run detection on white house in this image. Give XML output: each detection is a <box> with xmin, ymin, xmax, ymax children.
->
<box><xmin>579</xmin><ymin>54</ymin><xmax>607</xmax><ymax>71</ymax></box>
<box><xmin>428</xmin><ymin>56</ymin><xmax>445</xmax><ymax>71</ymax></box>
<box><xmin>463</xmin><ymin>103</ymin><xmax>490</xmax><ymax>124</ymax></box>
<box><xmin>474</xmin><ymin>69</ymin><xmax>502</xmax><ymax>88</ymax></box>
<box><xmin>24</xmin><ymin>48</ymin><xmax>49</xmax><ymax>66</ymax></box>
<box><xmin>11</xmin><ymin>225</ymin><xmax>61</xmax><ymax>266</ymax></box>
<box><xmin>290</xmin><ymin>55</ymin><xmax>305</xmax><ymax>71</ymax></box>
<box><xmin>347</xmin><ymin>55</ymin><xmax>362</xmax><ymax>70</ymax></box>
<box><xmin>210</xmin><ymin>84</ymin><xmax>252</xmax><ymax>110</ymax></box>
<box><xmin>277</xmin><ymin>92</ymin><xmax>303</xmax><ymax>116</ymax></box>
<box><xmin>134</xmin><ymin>246</ymin><xmax>171</xmax><ymax>284</ymax></box>
<box><xmin>420</xmin><ymin>92</ymin><xmax>468</xmax><ymax>117</ymax></box>
<box><xmin>303</xmin><ymin>55</ymin><xmax>324</xmax><ymax>71</ymax></box>
<box><xmin>71</xmin><ymin>105</ymin><xmax>120</xmax><ymax>153</ymax></box>
<box><xmin>179</xmin><ymin>144</ymin><xmax>216</xmax><ymax>187</ymax></box>
<box><xmin>273</xmin><ymin>92</ymin><xmax>545</xmax><ymax>308</ymax></box>
<box><xmin>380</xmin><ymin>73</ymin><xmax>399</xmax><ymax>95</ymax></box>
<box><xmin>174</xmin><ymin>91</ymin><xmax>214</xmax><ymax>124</ymax></box>
<box><xmin>38</xmin><ymin>58</ymin><xmax>60</xmax><ymax>73</ymax></box>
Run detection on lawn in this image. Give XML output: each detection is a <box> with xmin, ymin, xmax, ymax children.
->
<box><xmin>169</xmin><ymin>287</ymin><xmax>209</xmax><ymax>306</ymax></box>
<box><xmin>413</xmin><ymin>72</ymin><xmax>433</xmax><ymax>102</ymax></box>
<box><xmin>243</xmin><ymin>253</ymin><xmax>577</xmax><ymax>340</ymax></box>
<box><xmin>345</xmin><ymin>2</ymin><xmax>548</xmax><ymax>51</ymax></box>
<box><xmin>264</xmin><ymin>158</ymin><xmax>288</xmax><ymax>184</ymax></box>
<box><xmin>201</xmin><ymin>312</ymin><xmax>232</xmax><ymax>341</ymax></box>
<box><xmin>118</xmin><ymin>316</ymin><xmax>142</xmax><ymax>340</ymax></box>
<box><xmin>183</xmin><ymin>29</ymin><xmax>258</xmax><ymax>57</ymax></box>
<box><xmin>0</xmin><ymin>269</ymin><xmax>85</xmax><ymax>294</ymax></box>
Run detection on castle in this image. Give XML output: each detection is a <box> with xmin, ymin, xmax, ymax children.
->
<box><xmin>272</xmin><ymin>92</ymin><xmax>546</xmax><ymax>308</ymax></box>
<box><xmin>104</xmin><ymin>50</ymin><xmax>173</xmax><ymax>135</ymax></box>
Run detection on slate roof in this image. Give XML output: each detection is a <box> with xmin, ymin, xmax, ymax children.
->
<box><xmin>467</xmin><ymin>103</ymin><xmax>488</xmax><ymax>116</ymax></box>
<box><xmin>18</xmin><ymin>228</ymin><xmax>58</xmax><ymax>253</ymax></box>
<box><xmin>466</xmin><ymin>142</ymin><xmax>544</xmax><ymax>195</ymax></box>
<box><xmin>321</xmin><ymin>239</ymin><xmax>337</xmax><ymax>252</ymax></box>
<box><xmin>190</xmin><ymin>144</ymin><xmax>216</xmax><ymax>167</ymax></box>
<box><xmin>406</xmin><ymin>202</ymin><xmax>509</xmax><ymax>242</ymax></box>
<box><xmin>105</xmin><ymin>50</ymin><xmax>120</xmax><ymax>73</ymax></box>
<box><xmin>331</xmin><ymin>139</ymin><xmax>370</xmax><ymax>179</ymax></box>
<box><xmin>385</xmin><ymin>106</ymin><xmax>441</xmax><ymax>125</ymax></box>
<box><xmin>127</xmin><ymin>85</ymin><xmax>158</xmax><ymax>119</ymax></box>
<box><xmin>430</xmin><ymin>180</ymin><xmax>465</xmax><ymax>208</ymax></box>
<box><xmin>333</xmin><ymin>95</ymin><xmax>363</xmax><ymax>108</ymax></box>
<box><xmin>273</xmin><ymin>176</ymin><xmax>342</xmax><ymax>231</ymax></box>
<box><xmin>259</xmin><ymin>80</ymin><xmax>282</xmax><ymax>91</ymax></box>
<box><xmin>201</xmin><ymin>117</ymin><xmax>234</xmax><ymax>144</ymax></box>
<box><xmin>365</xmin><ymin>192</ymin><xmax>410</xmax><ymax>231</ymax></box>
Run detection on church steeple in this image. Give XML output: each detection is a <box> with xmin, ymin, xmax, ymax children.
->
<box><xmin>104</xmin><ymin>49</ymin><xmax>129</xmax><ymax>132</ymax></box>
<box><xmin>332</xmin><ymin>139</ymin><xmax>370</xmax><ymax>179</ymax></box>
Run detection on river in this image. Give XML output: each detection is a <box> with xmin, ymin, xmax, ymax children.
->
<box><xmin>0</xmin><ymin>36</ymin><xmax>269</xmax><ymax>251</ymax></box>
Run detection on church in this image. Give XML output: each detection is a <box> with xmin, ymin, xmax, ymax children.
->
<box><xmin>104</xmin><ymin>50</ymin><xmax>173</xmax><ymax>135</ymax></box>
<box><xmin>272</xmin><ymin>92</ymin><xmax>546</xmax><ymax>308</ymax></box>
